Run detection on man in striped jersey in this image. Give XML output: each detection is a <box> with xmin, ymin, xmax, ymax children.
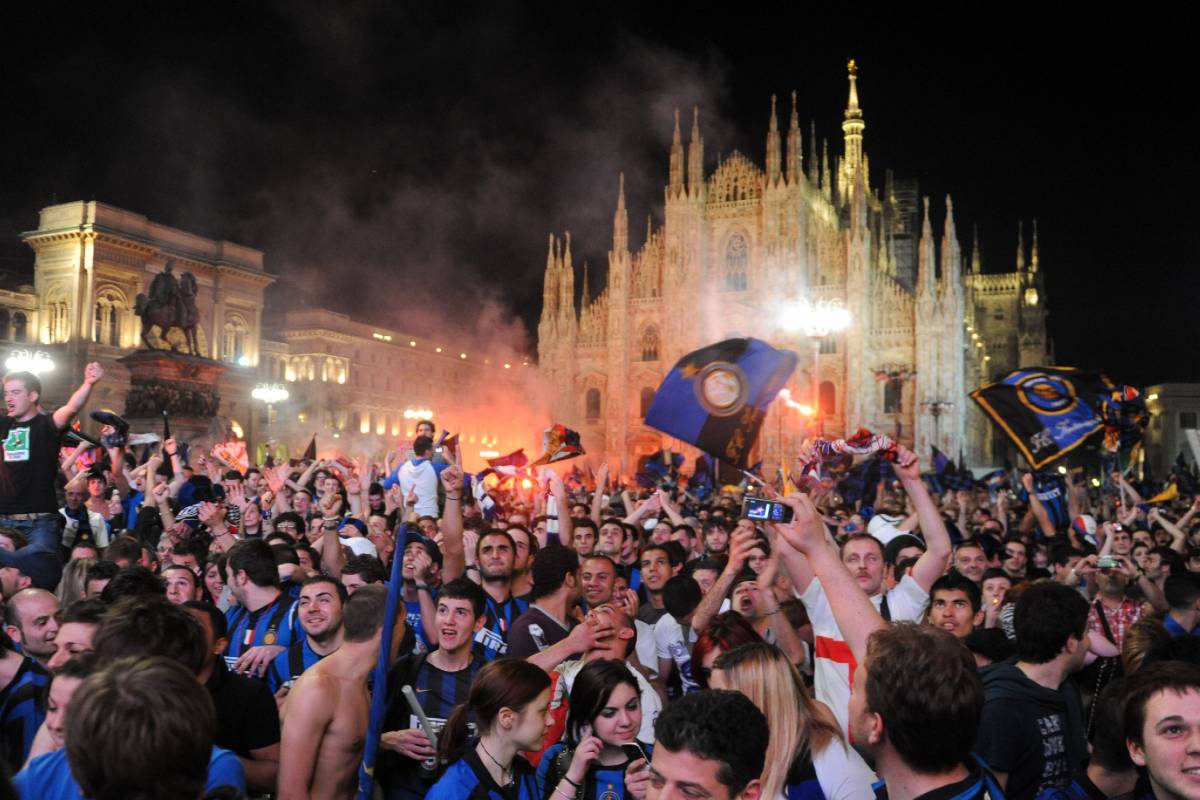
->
<box><xmin>378</xmin><ymin>577</ymin><xmax>487</xmax><ymax>800</ymax></box>
<box><xmin>224</xmin><ymin>539</ymin><xmax>298</xmax><ymax>679</ymax></box>
<box><xmin>266</xmin><ymin>575</ymin><xmax>346</xmax><ymax>695</ymax></box>
<box><xmin>0</xmin><ymin>630</ymin><xmax>47</xmax><ymax>772</ymax></box>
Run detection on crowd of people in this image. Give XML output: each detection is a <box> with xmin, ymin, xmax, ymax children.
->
<box><xmin>2</xmin><ymin>361</ymin><xmax>1200</xmax><ymax>800</ymax></box>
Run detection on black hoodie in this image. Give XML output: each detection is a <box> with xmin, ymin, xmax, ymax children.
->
<box><xmin>975</xmin><ymin>660</ymin><xmax>1086</xmax><ymax>800</ymax></box>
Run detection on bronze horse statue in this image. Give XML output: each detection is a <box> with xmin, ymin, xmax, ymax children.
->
<box><xmin>135</xmin><ymin>271</ymin><xmax>200</xmax><ymax>355</ymax></box>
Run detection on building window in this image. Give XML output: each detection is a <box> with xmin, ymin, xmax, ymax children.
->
<box><xmin>46</xmin><ymin>301</ymin><xmax>68</xmax><ymax>343</ymax></box>
<box><xmin>723</xmin><ymin>233</ymin><xmax>748</xmax><ymax>291</ymax></box>
<box><xmin>1182</xmin><ymin>412</ymin><xmax>1198</xmax><ymax>430</ymax></box>
<box><xmin>13</xmin><ymin>312</ymin><xmax>28</xmax><ymax>344</ymax></box>
<box><xmin>640</xmin><ymin>387</ymin><xmax>655</xmax><ymax>417</ymax></box>
<box><xmin>819</xmin><ymin>381</ymin><xmax>836</xmax><ymax>417</ymax></box>
<box><xmin>883</xmin><ymin>376</ymin><xmax>903</xmax><ymax>414</ymax></box>
<box><xmin>222</xmin><ymin>315</ymin><xmax>250</xmax><ymax>364</ymax></box>
<box><xmin>586</xmin><ymin>388</ymin><xmax>601</xmax><ymax>421</ymax></box>
<box><xmin>640</xmin><ymin>326</ymin><xmax>660</xmax><ymax>361</ymax></box>
<box><xmin>819</xmin><ymin>337</ymin><xmax>837</xmax><ymax>355</ymax></box>
<box><xmin>0</xmin><ymin>309</ymin><xmax>9</xmax><ymax>341</ymax></box>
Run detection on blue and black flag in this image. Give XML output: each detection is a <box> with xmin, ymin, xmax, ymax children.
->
<box><xmin>645</xmin><ymin>338</ymin><xmax>797</xmax><ymax>470</ymax></box>
<box><xmin>970</xmin><ymin>367</ymin><xmax>1112</xmax><ymax>469</ymax></box>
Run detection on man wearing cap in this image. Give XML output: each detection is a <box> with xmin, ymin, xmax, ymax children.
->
<box><xmin>883</xmin><ymin>533</ymin><xmax>925</xmax><ymax>588</ymax></box>
<box><xmin>1</xmin><ymin>363</ymin><xmax>103</xmax><ymax>561</ymax></box>
<box><xmin>507</xmin><ymin>545</ymin><xmax>579</xmax><ymax>659</ymax></box>
<box><xmin>0</xmin><ymin>546</ymin><xmax>62</xmax><ymax>595</ymax></box>
<box><xmin>399</xmin><ymin>526</ymin><xmax>444</xmax><ymax>655</ymax></box>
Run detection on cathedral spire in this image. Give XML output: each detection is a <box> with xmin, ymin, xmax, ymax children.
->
<box><xmin>668</xmin><ymin>108</ymin><xmax>684</xmax><ymax>197</ymax></box>
<box><xmin>688</xmin><ymin>106</ymin><xmax>704</xmax><ymax>199</ymax></box>
<box><xmin>842</xmin><ymin>59</ymin><xmax>866</xmax><ymax>184</ymax></box>
<box><xmin>917</xmin><ymin>196</ymin><xmax>936</xmax><ymax>299</ymax></box>
<box><xmin>766</xmin><ymin>94</ymin><xmax>782</xmax><ymax>184</ymax></box>
<box><xmin>971</xmin><ymin>224</ymin><xmax>982</xmax><ymax>274</ymax></box>
<box><xmin>1016</xmin><ymin>220</ymin><xmax>1025</xmax><ymax>272</ymax></box>
<box><xmin>542</xmin><ymin>234</ymin><xmax>558</xmax><ymax>319</ymax></box>
<box><xmin>580</xmin><ymin>259</ymin><xmax>590</xmax><ymax>309</ymax></box>
<box><xmin>941</xmin><ymin>195</ymin><xmax>962</xmax><ymax>294</ymax></box>
<box><xmin>1030</xmin><ymin>218</ymin><xmax>1039</xmax><ymax>273</ymax></box>
<box><xmin>614</xmin><ymin>174</ymin><xmax>628</xmax><ymax>253</ymax></box>
<box><xmin>786</xmin><ymin>91</ymin><xmax>802</xmax><ymax>185</ymax></box>
<box><xmin>821</xmin><ymin>139</ymin><xmax>831</xmax><ymax>201</ymax></box>
<box><xmin>808</xmin><ymin>120</ymin><xmax>819</xmax><ymax>184</ymax></box>
<box><xmin>559</xmin><ymin>231</ymin><xmax>575</xmax><ymax>320</ymax></box>
<box><xmin>646</xmin><ymin>214</ymin><xmax>653</xmax><ymax>245</ymax></box>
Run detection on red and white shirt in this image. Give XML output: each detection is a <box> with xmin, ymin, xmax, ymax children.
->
<box><xmin>799</xmin><ymin>574</ymin><xmax>929</xmax><ymax>734</ymax></box>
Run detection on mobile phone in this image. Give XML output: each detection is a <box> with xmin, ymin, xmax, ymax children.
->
<box><xmin>741</xmin><ymin>497</ymin><xmax>793</xmax><ymax>524</ymax></box>
<box><xmin>1097</xmin><ymin>556</ymin><xmax>1118</xmax><ymax>569</ymax></box>
<box><xmin>621</xmin><ymin>742</ymin><xmax>650</xmax><ymax>764</ymax></box>
<box><xmin>1112</xmin><ymin>523</ymin><xmax>1123</xmax><ymax>531</ymax></box>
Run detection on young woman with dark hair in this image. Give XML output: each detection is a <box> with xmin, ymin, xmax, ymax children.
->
<box><xmin>427</xmin><ymin>658</ymin><xmax>552</xmax><ymax>800</ymax></box>
<box><xmin>535</xmin><ymin>658</ymin><xmax>652</xmax><ymax>800</ymax></box>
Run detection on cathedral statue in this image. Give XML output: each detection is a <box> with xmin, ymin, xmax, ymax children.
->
<box><xmin>135</xmin><ymin>260</ymin><xmax>202</xmax><ymax>356</ymax></box>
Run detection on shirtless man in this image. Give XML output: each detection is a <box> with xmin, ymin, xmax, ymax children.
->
<box><xmin>277</xmin><ymin>584</ymin><xmax>387</xmax><ymax>800</ymax></box>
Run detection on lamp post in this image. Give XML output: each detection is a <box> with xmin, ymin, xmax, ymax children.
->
<box><xmin>252</xmin><ymin>383</ymin><xmax>289</xmax><ymax>456</ymax></box>
<box><xmin>781</xmin><ymin>297</ymin><xmax>852</xmax><ymax>422</ymax></box>
<box><xmin>920</xmin><ymin>400</ymin><xmax>954</xmax><ymax>455</ymax></box>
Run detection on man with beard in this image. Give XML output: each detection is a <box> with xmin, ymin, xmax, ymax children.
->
<box><xmin>473</xmin><ymin>528</ymin><xmax>528</xmax><ymax>660</ymax></box>
<box><xmin>506</xmin><ymin>524</ymin><xmax>536</xmax><ymax>599</ymax></box>
<box><xmin>1087</xmin><ymin>553</ymin><xmax>1166</xmax><ymax>650</ymax></box>
<box><xmin>266</xmin><ymin>576</ymin><xmax>347</xmax><ymax>695</ymax></box>
<box><xmin>507</xmin><ymin>545</ymin><xmax>579</xmax><ymax>660</ymax></box>
<box><xmin>224</xmin><ymin>539</ymin><xmax>295</xmax><ymax>679</ymax></box>
<box><xmin>379</xmin><ymin>578</ymin><xmax>489</xmax><ymax>799</ymax></box>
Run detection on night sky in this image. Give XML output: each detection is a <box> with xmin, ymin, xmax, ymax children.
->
<box><xmin>2</xmin><ymin>7</ymin><xmax>1195</xmax><ymax>386</ymax></box>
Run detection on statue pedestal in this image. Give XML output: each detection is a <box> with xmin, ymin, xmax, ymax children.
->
<box><xmin>118</xmin><ymin>350</ymin><xmax>227</xmax><ymax>444</ymax></box>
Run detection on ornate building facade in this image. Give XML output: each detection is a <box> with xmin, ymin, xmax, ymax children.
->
<box><xmin>538</xmin><ymin>63</ymin><xmax>1050</xmax><ymax>474</ymax></box>
<box><xmin>0</xmin><ymin>202</ymin><xmax>535</xmax><ymax>467</ymax></box>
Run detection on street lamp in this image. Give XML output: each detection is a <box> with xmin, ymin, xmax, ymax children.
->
<box><xmin>252</xmin><ymin>383</ymin><xmax>289</xmax><ymax>444</ymax></box>
<box><xmin>920</xmin><ymin>400</ymin><xmax>955</xmax><ymax>454</ymax></box>
<box><xmin>781</xmin><ymin>298</ymin><xmax>851</xmax><ymax>420</ymax></box>
<box><xmin>4</xmin><ymin>349</ymin><xmax>55</xmax><ymax>375</ymax></box>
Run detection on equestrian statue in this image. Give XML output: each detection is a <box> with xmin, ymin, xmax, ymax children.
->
<box><xmin>135</xmin><ymin>261</ymin><xmax>201</xmax><ymax>356</ymax></box>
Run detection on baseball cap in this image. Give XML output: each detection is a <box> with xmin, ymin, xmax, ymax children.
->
<box><xmin>0</xmin><ymin>548</ymin><xmax>62</xmax><ymax>591</ymax></box>
<box><xmin>884</xmin><ymin>534</ymin><xmax>925</xmax><ymax>565</ymax></box>
<box><xmin>401</xmin><ymin>526</ymin><xmax>443</xmax><ymax>567</ymax></box>
<box><xmin>1071</xmin><ymin>514</ymin><xmax>1097</xmax><ymax>546</ymax></box>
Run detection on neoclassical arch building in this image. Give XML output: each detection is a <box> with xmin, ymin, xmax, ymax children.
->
<box><xmin>538</xmin><ymin>63</ymin><xmax>1050</xmax><ymax>474</ymax></box>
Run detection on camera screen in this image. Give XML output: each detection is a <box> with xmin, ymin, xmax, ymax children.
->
<box><xmin>745</xmin><ymin>499</ymin><xmax>785</xmax><ymax>521</ymax></box>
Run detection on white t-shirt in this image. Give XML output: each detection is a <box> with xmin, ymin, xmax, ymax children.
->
<box><xmin>554</xmin><ymin>658</ymin><xmax>661</xmax><ymax>744</ymax></box>
<box><xmin>809</xmin><ymin>737</ymin><xmax>877</xmax><ymax>800</ymax></box>
<box><xmin>866</xmin><ymin>514</ymin><xmax>907</xmax><ymax>545</ymax></box>
<box><xmin>633</xmin><ymin>619</ymin><xmax>658</xmax><ymax>680</ymax></box>
<box><xmin>798</xmin><ymin>574</ymin><xmax>928</xmax><ymax>734</ymax></box>
<box><xmin>653</xmin><ymin>612</ymin><xmax>699</xmax><ymax>694</ymax></box>
<box><xmin>398</xmin><ymin>459</ymin><xmax>440</xmax><ymax>518</ymax></box>
<box><xmin>339</xmin><ymin>536</ymin><xmax>377</xmax><ymax>558</ymax></box>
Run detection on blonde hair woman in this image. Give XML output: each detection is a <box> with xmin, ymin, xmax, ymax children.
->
<box><xmin>54</xmin><ymin>558</ymin><xmax>94</xmax><ymax>608</ymax></box>
<box><xmin>712</xmin><ymin>641</ymin><xmax>875</xmax><ymax>800</ymax></box>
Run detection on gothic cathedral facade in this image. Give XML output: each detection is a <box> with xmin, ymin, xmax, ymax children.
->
<box><xmin>538</xmin><ymin>63</ymin><xmax>1050</xmax><ymax>475</ymax></box>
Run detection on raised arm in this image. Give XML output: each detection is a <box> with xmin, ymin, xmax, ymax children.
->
<box><xmin>52</xmin><ymin>362</ymin><xmax>103</xmax><ymax>429</ymax></box>
<box><xmin>1021</xmin><ymin>473</ymin><xmax>1058</xmax><ymax>540</ymax></box>
<box><xmin>690</xmin><ymin>528</ymin><xmax>754</xmax><ymax>635</ymax></box>
<box><xmin>438</xmin><ymin>464</ymin><xmax>466</xmax><ymax>580</ymax></box>
<box><xmin>657</xmin><ymin>489</ymin><xmax>685</xmax><ymax>526</ymax></box>
<box><xmin>548</xmin><ymin>469</ymin><xmax>573</xmax><ymax>548</ymax></box>
<box><xmin>1149</xmin><ymin>508</ymin><xmax>1188</xmax><ymax>555</ymax></box>
<box><xmin>772</xmin><ymin>495</ymin><xmax>886</xmax><ymax>662</ymax></box>
<box><xmin>893</xmin><ymin>446</ymin><xmax>952</xmax><ymax>591</ymax></box>
<box><xmin>590</xmin><ymin>463</ymin><xmax>609</xmax><ymax>526</ymax></box>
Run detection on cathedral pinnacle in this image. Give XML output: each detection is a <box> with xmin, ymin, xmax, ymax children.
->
<box><xmin>688</xmin><ymin>106</ymin><xmax>704</xmax><ymax>198</ymax></box>
<box><xmin>613</xmin><ymin>174</ymin><xmax>628</xmax><ymax>253</ymax></box>
<box><xmin>766</xmin><ymin>94</ymin><xmax>782</xmax><ymax>183</ymax></box>
<box><xmin>1016</xmin><ymin>220</ymin><xmax>1025</xmax><ymax>271</ymax></box>
<box><xmin>786</xmin><ymin>90</ymin><xmax>802</xmax><ymax>184</ymax></box>
<box><xmin>846</xmin><ymin>59</ymin><xmax>862</xmax><ymax>117</ymax></box>
<box><xmin>971</xmin><ymin>224</ymin><xmax>982</xmax><ymax>274</ymax></box>
<box><xmin>669</xmin><ymin>108</ymin><xmax>684</xmax><ymax>196</ymax></box>
<box><xmin>841</xmin><ymin>58</ymin><xmax>865</xmax><ymax>194</ymax></box>
<box><xmin>581</xmin><ymin>260</ymin><xmax>590</xmax><ymax>308</ymax></box>
<box><xmin>1030</xmin><ymin>218</ymin><xmax>1039</xmax><ymax>273</ymax></box>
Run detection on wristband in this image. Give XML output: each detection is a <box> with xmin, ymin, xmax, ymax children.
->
<box><xmin>561</xmin><ymin>775</ymin><xmax>581</xmax><ymax>789</ymax></box>
<box><xmin>414</xmin><ymin>583</ymin><xmax>433</xmax><ymax>592</ymax></box>
<box><xmin>444</xmin><ymin>494</ymin><xmax>460</xmax><ymax>500</ymax></box>
<box><xmin>465</xmin><ymin>564</ymin><xmax>479</xmax><ymax>572</ymax></box>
